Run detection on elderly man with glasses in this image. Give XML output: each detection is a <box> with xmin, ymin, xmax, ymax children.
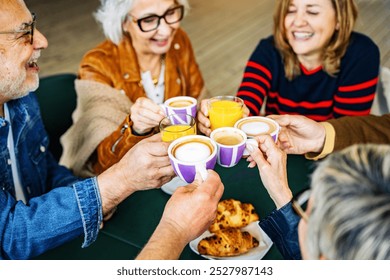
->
<box><xmin>247</xmin><ymin>135</ymin><xmax>390</xmax><ymax>260</ymax></box>
<box><xmin>0</xmin><ymin>0</ymin><xmax>223</xmax><ymax>260</ymax></box>
<box><xmin>60</xmin><ymin>0</ymin><xmax>208</xmax><ymax>177</ymax></box>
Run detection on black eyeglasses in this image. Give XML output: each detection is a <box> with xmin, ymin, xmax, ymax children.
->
<box><xmin>292</xmin><ymin>188</ymin><xmax>311</xmax><ymax>222</ymax></box>
<box><xmin>129</xmin><ymin>5</ymin><xmax>184</xmax><ymax>32</ymax></box>
<box><xmin>0</xmin><ymin>13</ymin><xmax>36</xmax><ymax>45</ymax></box>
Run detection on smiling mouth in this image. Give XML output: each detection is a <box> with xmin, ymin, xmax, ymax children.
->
<box><xmin>28</xmin><ymin>61</ymin><xmax>38</xmax><ymax>68</ymax></box>
<box><xmin>293</xmin><ymin>32</ymin><xmax>314</xmax><ymax>39</ymax></box>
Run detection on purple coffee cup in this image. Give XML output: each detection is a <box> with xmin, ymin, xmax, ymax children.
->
<box><xmin>168</xmin><ymin>135</ymin><xmax>217</xmax><ymax>183</ymax></box>
<box><xmin>162</xmin><ymin>96</ymin><xmax>197</xmax><ymax>122</ymax></box>
<box><xmin>210</xmin><ymin>127</ymin><xmax>247</xmax><ymax>168</ymax></box>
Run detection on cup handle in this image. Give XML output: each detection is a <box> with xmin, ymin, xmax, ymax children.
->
<box><xmin>243</xmin><ymin>138</ymin><xmax>258</xmax><ymax>157</ymax></box>
<box><xmin>195</xmin><ymin>163</ymin><xmax>208</xmax><ymax>182</ymax></box>
<box><xmin>159</xmin><ymin>104</ymin><xmax>167</xmax><ymax>116</ymax></box>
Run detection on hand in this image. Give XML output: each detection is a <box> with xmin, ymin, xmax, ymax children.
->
<box><xmin>98</xmin><ymin>134</ymin><xmax>175</xmax><ymax>215</ymax></box>
<box><xmin>247</xmin><ymin>135</ymin><xmax>292</xmax><ymax>209</ymax></box>
<box><xmin>118</xmin><ymin>133</ymin><xmax>174</xmax><ymax>191</ymax></box>
<box><xmin>130</xmin><ymin>97</ymin><xmax>166</xmax><ymax>134</ymax></box>
<box><xmin>267</xmin><ymin>114</ymin><xmax>326</xmax><ymax>154</ymax></box>
<box><xmin>161</xmin><ymin>170</ymin><xmax>224</xmax><ymax>243</ymax></box>
<box><xmin>136</xmin><ymin>170</ymin><xmax>224</xmax><ymax>259</ymax></box>
<box><xmin>242</xmin><ymin>104</ymin><xmax>250</xmax><ymax>118</ymax></box>
<box><xmin>197</xmin><ymin>98</ymin><xmax>211</xmax><ymax>136</ymax></box>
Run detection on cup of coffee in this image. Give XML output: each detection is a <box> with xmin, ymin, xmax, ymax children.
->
<box><xmin>235</xmin><ymin>116</ymin><xmax>280</xmax><ymax>157</ymax></box>
<box><xmin>168</xmin><ymin>135</ymin><xmax>217</xmax><ymax>183</ymax></box>
<box><xmin>210</xmin><ymin>127</ymin><xmax>247</xmax><ymax>168</ymax></box>
<box><xmin>234</xmin><ymin>116</ymin><xmax>280</xmax><ymax>141</ymax></box>
<box><xmin>162</xmin><ymin>96</ymin><xmax>197</xmax><ymax>119</ymax></box>
<box><xmin>207</xmin><ymin>96</ymin><xmax>244</xmax><ymax>131</ymax></box>
<box><xmin>159</xmin><ymin>113</ymin><xmax>197</xmax><ymax>142</ymax></box>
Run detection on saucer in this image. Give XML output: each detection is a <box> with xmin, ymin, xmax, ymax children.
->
<box><xmin>161</xmin><ymin>176</ymin><xmax>188</xmax><ymax>195</ymax></box>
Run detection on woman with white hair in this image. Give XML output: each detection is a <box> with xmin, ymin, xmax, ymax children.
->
<box><xmin>60</xmin><ymin>0</ymin><xmax>206</xmax><ymax>176</ymax></box>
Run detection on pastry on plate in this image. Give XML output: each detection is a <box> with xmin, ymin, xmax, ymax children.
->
<box><xmin>197</xmin><ymin>228</ymin><xmax>259</xmax><ymax>257</ymax></box>
<box><xmin>209</xmin><ymin>199</ymin><xmax>259</xmax><ymax>232</ymax></box>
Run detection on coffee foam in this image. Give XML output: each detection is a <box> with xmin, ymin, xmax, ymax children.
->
<box><xmin>236</xmin><ymin>118</ymin><xmax>278</xmax><ymax>137</ymax></box>
<box><xmin>241</xmin><ymin>122</ymin><xmax>271</xmax><ymax>135</ymax></box>
<box><xmin>173</xmin><ymin>141</ymin><xmax>212</xmax><ymax>162</ymax></box>
<box><xmin>169</xmin><ymin>100</ymin><xmax>194</xmax><ymax>108</ymax></box>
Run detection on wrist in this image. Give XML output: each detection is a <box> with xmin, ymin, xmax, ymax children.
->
<box><xmin>271</xmin><ymin>187</ymin><xmax>293</xmax><ymax>209</ymax></box>
<box><xmin>306</xmin><ymin>122</ymin><xmax>335</xmax><ymax>160</ymax></box>
<box><xmin>97</xmin><ymin>163</ymin><xmax>136</xmax><ymax>216</ymax></box>
<box><xmin>314</xmin><ymin>122</ymin><xmax>327</xmax><ymax>152</ymax></box>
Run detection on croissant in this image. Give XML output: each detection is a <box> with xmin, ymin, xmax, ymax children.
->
<box><xmin>209</xmin><ymin>199</ymin><xmax>259</xmax><ymax>232</ymax></box>
<box><xmin>198</xmin><ymin>228</ymin><xmax>259</xmax><ymax>257</ymax></box>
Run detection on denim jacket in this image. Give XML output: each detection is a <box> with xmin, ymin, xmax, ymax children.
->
<box><xmin>259</xmin><ymin>201</ymin><xmax>302</xmax><ymax>260</ymax></box>
<box><xmin>0</xmin><ymin>93</ymin><xmax>102</xmax><ymax>259</ymax></box>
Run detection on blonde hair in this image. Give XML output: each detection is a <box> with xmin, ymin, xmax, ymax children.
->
<box><xmin>273</xmin><ymin>0</ymin><xmax>358</xmax><ymax>80</ymax></box>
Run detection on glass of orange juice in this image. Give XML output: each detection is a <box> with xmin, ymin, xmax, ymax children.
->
<box><xmin>207</xmin><ymin>96</ymin><xmax>244</xmax><ymax>131</ymax></box>
<box><xmin>159</xmin><ymin>113</ymin><xmax>197</xmax><ymax>142</ymax></box>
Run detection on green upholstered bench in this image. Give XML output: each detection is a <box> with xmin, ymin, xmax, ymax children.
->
<box><xmin>35</xmin><ymin>73</ymin><xmax>77</xmax><ymax>161</ymax></box>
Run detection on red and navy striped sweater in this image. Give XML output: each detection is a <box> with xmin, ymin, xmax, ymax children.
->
<box><xmin>236</xmin><ymin>32</ymin><xmax>380</xmax><ymax>121</ymax></box>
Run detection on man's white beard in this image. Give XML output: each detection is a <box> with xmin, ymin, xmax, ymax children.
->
<box><xmin>0</xmin><ymin>71</ymin><xmax>39</xmax><ymax>101</ymax></box>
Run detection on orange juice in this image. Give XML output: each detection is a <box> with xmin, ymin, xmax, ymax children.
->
<box><xmin>161</xmin><ymin>124</ymin><xmax>197</xmax><ymax>142</ymax></box>
<box><xmin>209</xmin><ymin>100</ymin><xmax>243</xmax><ymax>130</ymax></box>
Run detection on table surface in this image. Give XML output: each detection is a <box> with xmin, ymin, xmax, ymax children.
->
<box><xmin>36</xmin><ymin>155</ymin><xmax>315</xmax><ymax>260</ymax></box>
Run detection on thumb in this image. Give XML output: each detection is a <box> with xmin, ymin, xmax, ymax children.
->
<box><xmin>267</xmin><ymin>114</ymin><xmax>291</xmax><ymax>127</ymax></box>
<box><xmin>246</xmin><ymin>143</ymin><xmax>268</xmax><ymax>169</ymax></box>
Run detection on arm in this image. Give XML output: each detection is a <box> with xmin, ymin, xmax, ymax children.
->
<box><xmin>259</xmin><ymin>202</ymin><xmax>302</xmax><ymax>260</ymax></box>
<box><xmin>333</xmin><ymin>33</ymin><xmax>380</xmax><ymax>117</ymax></box>
<box><xmin>270</xmin><ymin>114</ymin><xmax>390</xmax><ymax>158</ymax></box>
<box><xmin>246</xmin><ymin>135</ymin><xmax>301</xmax><ymax>259</ymax></box>
<box><xmin>1</xmin><ymin>134</ymin><xmax>174</xmax><ymax>260</ymax></box>
<box><xmin>136</xmin><ymin>170</ymin><xmax>224</xmax><ymax>260</ymax></box>
<box><xmin>328</xmin><ymin>113</ymin><xmax>390</xmax><ymax>151</ymax></box>
<box><xmin>93</xmin><ymin>115</ymin><xmax>156</xmax><ymax>174</ymax></box>
<box><xmin>236</xmin><ymin>38</ymin><xmax>274</xmax><ymax>116</ymax></box>
<box><xmin>0</xmin><ymin>178</ymin><xmax>98</xmax><ymax>259</ymax></box>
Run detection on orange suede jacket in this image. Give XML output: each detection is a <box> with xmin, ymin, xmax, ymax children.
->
<box><xmin>78</xmin><ymin>28</ymin><xmax>205</xmax><ymax>174</ymax></box>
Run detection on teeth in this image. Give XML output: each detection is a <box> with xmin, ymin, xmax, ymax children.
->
<box><xmin>28</xmin><ymin>61</ymin><xmax>37</xmax><ymax>67</ymax></box>
<box><xmin>293</xmin><ymin>32</ymin><xmax>314</xmax><ymax>39</ymax></box>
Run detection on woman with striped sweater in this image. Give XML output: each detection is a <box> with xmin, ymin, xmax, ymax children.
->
<box><xmin>198</xmin><ymin>0</ymin><xmax>380</xmax><ymax>136</ymax></box>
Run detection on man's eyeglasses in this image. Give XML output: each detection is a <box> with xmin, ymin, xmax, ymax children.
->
<box><xmin>129</xmin><ymin>5</ymin><xmax>184</xmax><ymax>32</ymax></box>
<box><xmin>292</xmin><ymin>188</ymin><xmax>311</xmax><ymax>222</ymax></box>
<box><xmin>0</xmin><ymin>13</ymin><xmax>36</xmax><ymax>45</ymax></box>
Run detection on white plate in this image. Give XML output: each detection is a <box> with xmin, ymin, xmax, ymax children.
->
<box><xmin>161</xmin><ymin>176</ymin><xmax>188</xmax><ymax>195</ymax></box>
<box><xmin>189</xmin><ymin>222</ymin><xmax>273</xmax><ymax>260</ymax></box>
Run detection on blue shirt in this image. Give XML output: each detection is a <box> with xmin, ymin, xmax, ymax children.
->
<box><xmin>259</xmin><ymin>202</ymin><xmax>302</xmax><ymax>260</ymax></box>
<box><xmin>0</xmin><ymin>93</ymin><xmax>102</xmax><ymax>259</ymax></box>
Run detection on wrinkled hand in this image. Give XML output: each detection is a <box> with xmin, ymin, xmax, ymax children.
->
<box><xmin>130</xmin><ymin>97</ymin><xmax>166</xmax><ymax>134</ymax></box>
<box><xmin>97</xmin><ymin>133</ymin><xmax>175</xmax><ymax>217</ymax></box>
<box><xmin>159</xmin><ymin>170</ymin><xmax>224</xmax><ymax>243</ymax></box>
<box><xmin>247</xmin><ymin>135</ymin><xmax>292</xmax><ymax>209</ymax></box>
<box><xmin>197</xmin><ymin>98</ymin><xmax>250</xmax><ymax>136</ymax></box>
<box><xmin>267</xmin><ymin>114</ymin><xmax>326</xmax><ymax>154</ymax></box>
<box><xmin>116</xmin><ymin>133</ymin><xmax>175</xmax><ymax>192</ymax></box>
